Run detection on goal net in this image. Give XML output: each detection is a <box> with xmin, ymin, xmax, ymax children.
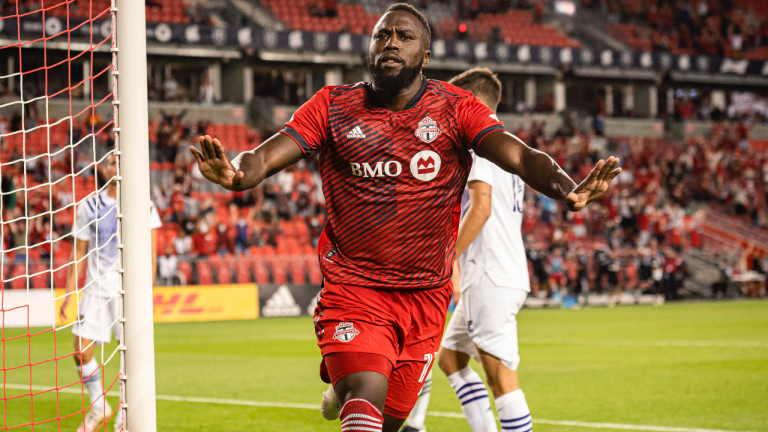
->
<box><xmin>1</xmin><ymin>0</ymin><xmax>130</xmax><ymax>430</ymax></box>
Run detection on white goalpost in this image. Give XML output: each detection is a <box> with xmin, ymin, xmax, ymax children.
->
<box><xmin>114</xmin><ymin>0</ymin><xmax>157</xmax><ymax>430</ymax></box>
<box><xmin>0</xmin><ymin>0</ymin><xmax>155</xmax><ymax>430</ymax></box>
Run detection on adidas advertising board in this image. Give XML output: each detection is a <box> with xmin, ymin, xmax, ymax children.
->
<box><xmin>259</xmin><ymin>284</ymin><xmax>322</xmax><ymax>317</ymax></box>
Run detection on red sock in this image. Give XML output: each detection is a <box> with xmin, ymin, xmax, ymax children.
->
<box><xmin>340</xmin><ymin>398</ymin><xmax>383</xmax><ymax>432</ymax></box>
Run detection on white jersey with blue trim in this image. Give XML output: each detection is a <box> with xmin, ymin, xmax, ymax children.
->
<box><xmin>458</xmin><ymin>154</ymin><xmax>530</xmax><ymax>292</ymax></box>
<box><xmin>73</xmin><ymin>190</ymin><xmax>162</xmax><ymax>297</ymax></box>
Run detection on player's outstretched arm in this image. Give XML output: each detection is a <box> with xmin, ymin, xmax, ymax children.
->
<box><xmin>189</xmin><ymin>134</ymin><xmax>304</xmax><ymax>192</ymax></box>
<box><xmin>60</xmin><ymin>238</ymin><xmax>88</xmax><ymax>322</ymax></box>
<box><xmin>475</xmin><ymin>131</ymin><xmax>621</xmax><ymax>211</ymax></box>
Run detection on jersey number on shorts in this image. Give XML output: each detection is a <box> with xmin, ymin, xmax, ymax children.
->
<box><xmin>418</xmin><ymin>352</ymin><xmax>438</xmax><ymax>383</ymax></box>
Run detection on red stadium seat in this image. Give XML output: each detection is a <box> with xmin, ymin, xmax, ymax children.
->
<box><xmin>214</xmin><ymin>261</ymin><xmax>232</xmax><ymax>284</ymax></box>
<box><xmin>53</xmin><ymin>260</ymin><xmax>68</xmax><ymax>289</ymax></box>
<box><xmin>177</xmin><ymin>261</ymin><xmax>193</xmax><ymax>285</ymax></box>
<box><xmin>267</xmin><ymin>257</ymin><xmax>288</xmax><ymax>285</ymax></box>
<box><xmin>10</xmin><ymin>265</ymin><xmax>29</xmax><ymax>289</ymax></box>
<box><xmin>31</xmin><ymin>264</ymin><xmax>50</xmax><ymax>289</ymax></box>
<box><xmin>251</xmin><ymin>258</ymin><xmax>270</xmax><ymax>285</ymax></box>
<box><xmin>235</xmin><ymin>260</ymin><xmax>252</xmax><ymax>284</ymax></box>
<box><xmin>196</xmin><ymin>261</ymin><xmax>213</xmax><ymax>285</ymax></box>
<box><xmin>289</xmin><ymin>259</ymin><xmax>306</xmax><ymax>284</ymax></box>
<box><xmin>306</xmin><ymin>256</ymin><xmax>322</xmax><ymax>285</ymax></box>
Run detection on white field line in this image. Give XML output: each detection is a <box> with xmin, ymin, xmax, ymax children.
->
<box><xmin>154</xmin><ymin>335</ymin><xmax>768</xmax><ymax>349</ymax></box>
<box><xmin>522</xmin><ymin>339</ymin><xmax>768</xmax><ymax>348</ymax></box>
<box><xmin>4</xmin><ymin>384</ymin><xmax>755</xmax><ymax>432</ymax></box>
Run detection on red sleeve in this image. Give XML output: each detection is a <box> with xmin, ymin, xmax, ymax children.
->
<box><xmin>457</xmin><ymin>95</ymin><xmax>506</xmax><ymax>151</ymax></box>
<box><xmin>280</xmin><ymin>87</ymin><xmax>330</xmax><ymax>155</ymax></box>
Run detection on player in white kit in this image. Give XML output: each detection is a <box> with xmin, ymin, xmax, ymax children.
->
<box><xmin>59</xmin><ymin>154</ymin><xmax>162</xmax><ymax>432</ymax></box>
<box><xmin>401</xmin><ymin>68</ymin><xmax>533</xmax><ymax>432</ymax></box>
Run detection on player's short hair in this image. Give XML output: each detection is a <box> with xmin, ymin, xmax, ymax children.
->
<box><xmin>448</xmin><ymin>67</ymin><xmax>502</xmax><ymax>106</ymax></box>
<box><xmin>384</xmin><ymin>3</ymin><xmax>431</xmax><ymax>50</ymax></box>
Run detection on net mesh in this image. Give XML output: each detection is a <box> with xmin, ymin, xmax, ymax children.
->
<box><xmin>1</xmin><ymin>0</ymin><xmax>123</xmax><ymax>430</ymax></box>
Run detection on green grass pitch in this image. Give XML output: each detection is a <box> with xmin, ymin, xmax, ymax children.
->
<box><xmin>3</xmin><ymin>300</ymin><xmax>767</xmax><ymax>431</ymax></box>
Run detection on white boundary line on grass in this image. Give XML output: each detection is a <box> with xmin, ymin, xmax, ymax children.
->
<box><xmin>154</xmin><ymin>336</ymin><xmax>768</xmax><ymax>348</ymax></box>
<box><xmin>5</xmin><ymin>384</ymin><xmax>754</xmax><ymax>432</ymax></box>
<box><xmin>523</xmin><ymin>339</ymin><xmax>768</xmax><ymax>348</ymax></box>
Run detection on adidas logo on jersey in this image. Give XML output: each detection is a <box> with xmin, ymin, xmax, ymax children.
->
<box><xmin>346</xmin><ymin>126</ymin><xmax>366</xmax><ymax>139</ymax></box>
<box><xmin>262</xmin><ymin>285</ymin><xmax>301</xmax><ymax>317</ymax></box>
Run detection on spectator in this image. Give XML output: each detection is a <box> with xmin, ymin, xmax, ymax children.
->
<box><xmin>215</xmin><ymin>222</ymin><xmax>234</xmax><ymax>256</ymax></box>
<box><xmin>163</xmin><ymin>74</ymin><xmax>179</xmax><ymax>101</ymax></box>
<box><xmin>533</xmin><ymin>0</ymin><xmax>544</xmax><ymax>24</ymax></box>
<box><xmin>199</xmin><ymin>74</ymin><xmax>215</xmax><ymax>104</ymax></box>
<box><xmin>173</xmin><ymin>228</ymin><xmax>194</xmax><ymax>258</ymax></box>
<box><xmin>158</xmin><ymin>245</ymin><xmax>178</xmax><ymax>286</ymax></box>
<box><xmin>190</xmin><ymin>4</ymin><xmax>212</xmax><ymax>25</ymax></box>
<box><xmin>322</xmin><ymin>0</ymin><xmax>337</xmax><ymax>18</ymax></box>
<box><xmin>234</xmin><ymin>210</ymin><xmax>252</xmax><ymax>255</ymax></box>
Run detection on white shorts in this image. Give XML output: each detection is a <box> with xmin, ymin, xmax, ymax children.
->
<box><xmin>441</xmin><ymin>273</ymin><xmax>528</xmax><ymax>371</ymax></box>
<box><xmin>72</xmin><ymin>290</ymin><xmax>121</xmax><ymax>346</ymax></box>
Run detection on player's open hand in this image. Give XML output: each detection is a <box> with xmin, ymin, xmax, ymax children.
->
<box><xmin>189</xmin><ymin>135</ymin><xmax>245</xmax><ymax>191</ymax></box>
<box><xmin>566</xmin><ymin>156</ymin><xmax>622</xmax><ymax>212</ymax></box>
<box><xmin>59</xmin><ymin>295</ymin><xmax>71</xmax><ymax>323</ymax></box>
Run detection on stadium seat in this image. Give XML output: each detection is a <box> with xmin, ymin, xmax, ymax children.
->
<box><xmin>10</xmin><ymin>265</ymin><xmax>28</xmax><ymax>289</ymax></box>
<box><xmin>214</xmin><ymin>261</ymin><xmax>232</xmax><ymax>284</ymax></box>
<box><xmin>289</xmin><ymin>259</ymin><xmax>306</xmax><ymax>284</ymax></box>
<box><xmin>53</xmin><ymin>260</ymin><xmax>68</xmax><ymax>289</ymax></box>
<box><xmin>251</xmin><ymin>258</ymin><xmax>270</xmax><ymax>285</ymax></box>
<box><xmin>266</xmin><ymin>257</ymin><xmax>288</xmax><ymax>285</ymax></box>
<box><xmin>196</xmin><ymin>261</ymin><xmax>214</xmax><ymax>286</ymax></box>
<box><xmin>31</xmin><ymin>264</ymin><xmax>50</xmax><ymax>289</ymax></box>
<box><xmin>177</xmin><ymin>261</ymin><xmax>193</xmax><ymax>286</ymax></box>
<box><xmin>235</xmin><ymin>260</ymin><xmax>253</xmax><ymax>284</ymax></box>
<box><xmin>306</xmin><ymin>256</ymin><xmax>322</xmax><ymax>285</ymax></box>
<box><xmin>55</xmin><ymin>239</ymin><xmax>73</xmax><ymax>260</ymax></box>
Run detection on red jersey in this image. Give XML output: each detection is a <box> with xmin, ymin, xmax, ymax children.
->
<box><xmin>282</xmin><ymin>78</ymin><xmax>505</xmax><ymax>290</ymax></box>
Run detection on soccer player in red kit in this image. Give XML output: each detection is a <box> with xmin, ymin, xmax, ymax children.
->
<box><xmin>190</xmin><ymin>4</ymin><xmax>621</xmax><ymax>431</ymax></box>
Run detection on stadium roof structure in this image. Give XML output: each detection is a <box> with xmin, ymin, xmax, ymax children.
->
<box><xmin>3</xmin><ymin>17</ymin><xmax>768</xmax><ymax>85</ymax></box>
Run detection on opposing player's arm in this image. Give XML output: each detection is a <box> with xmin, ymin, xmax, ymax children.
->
<box><xmin>149</xmin><ymin>201</ymin><xmax>162</xmax><ymax>286</ymax></box>
<box><xmin>60</xmin><ymin>238</ymin><xmax>89</xmax><ymax>321</ymax></box>
<box><xmin>151</xmin><ymin>228</ymin><xmax>158</xmax><ymax>286</ymax></box>
<box><xmin>475</xmin><ymin>131</ymin><xmax>621</xmax><ymax>212</ymax></box>
<box><xmin>451</xmin><ymin>258</ymin><xmax>461</xmax><ymax>304</ymax></box>
<box><xmin>455</xmin><ymin>180</ymin><xmax>492</xmax><ymax>258</ymax></box>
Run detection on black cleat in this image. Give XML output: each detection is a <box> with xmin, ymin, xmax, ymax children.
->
<box><xmin>399</xmin><ymin>426</ymin><xmax>424</xmax><ymax>432</ymax></box>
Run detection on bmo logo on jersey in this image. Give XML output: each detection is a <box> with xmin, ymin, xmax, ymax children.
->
<box><xmin>410</xmin><ymin>150</ymin><xmax>441</xmax><ymax>181</ymax></box>
<box><xmin>350</xmin><ymin>161</ymin><xmax>403</xmax><ymax>178</ymax></box>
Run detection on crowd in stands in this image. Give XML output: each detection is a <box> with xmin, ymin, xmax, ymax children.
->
<box><xmin>262</xmin><ymin>0</ymin><xmax>579</xmax><ymax>47</ymax></box>
<box><xmin>671</xmin><ymin>89</ymin><xmax>768</xmax><ymax>125</ymax></box>
<box><xmin>516</xmin><ymin>111</ymin><xmax>768</xmax><ymax>300</ymax></box>
<box><xmin>1</xmin><ymin>101</ymin><xmax>767</xmax><ymax>297</ymax></box>
<box><xmin>604</xmin><ymin>0</ymin><xmax>768</xmax><ymax>60</ymax></box>
<box><xmin>2</xmin><ymin>0</ymin><xmax>214</xmax><ymax>25</ymax></box>
<box><xmin>513</xmin><ymin>124</ymin><xmax>693</xmax><ymax>301</ymax></box>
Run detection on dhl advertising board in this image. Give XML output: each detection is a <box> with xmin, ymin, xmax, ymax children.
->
<box><xmin>152</xmin><ymin>284</ymin><xmax>259</xmax><ymax>322</ymax></box>
<box><xmin>47</xmin><ymin>284</ymin><xmax>259</xmax><ymax>327</ymax></box>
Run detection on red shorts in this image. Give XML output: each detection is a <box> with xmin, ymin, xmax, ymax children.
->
<box><xmin>550</xmin><ymin>273</ymin><xmax>565</xmax><ymax>286</ymax></box>
<box><xmin>314</xmin><ymin>280</ymin><xmax>452</xmax><ymax>419</ymax></box>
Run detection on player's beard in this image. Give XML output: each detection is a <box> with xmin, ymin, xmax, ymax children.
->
<box><xmin>368</xmin><ymin>55</ymin><xmax>423</xmax><ymax>95</ymax></box>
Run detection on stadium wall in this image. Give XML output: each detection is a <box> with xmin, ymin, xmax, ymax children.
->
<box><xmin>684</xmin><ymin>121</ymin><xmax>768</xmax><ymax>139</ymax></box>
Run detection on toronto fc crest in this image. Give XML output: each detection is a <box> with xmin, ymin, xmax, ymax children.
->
<box><xmin>415</xmin><ymin>116</ymin><xmax>441</xmax><ymax>143</ymax></box>
<box><xmin>332</xmin><ymin>321</ymin><xmax>360</xmax><ymax>342</ymax></box>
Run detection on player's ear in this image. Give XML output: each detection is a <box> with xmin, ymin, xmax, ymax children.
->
<box><xmin>422</xmin><ymin>49</ymin><xmax>431</xmax><ymax>67</ymax></box>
